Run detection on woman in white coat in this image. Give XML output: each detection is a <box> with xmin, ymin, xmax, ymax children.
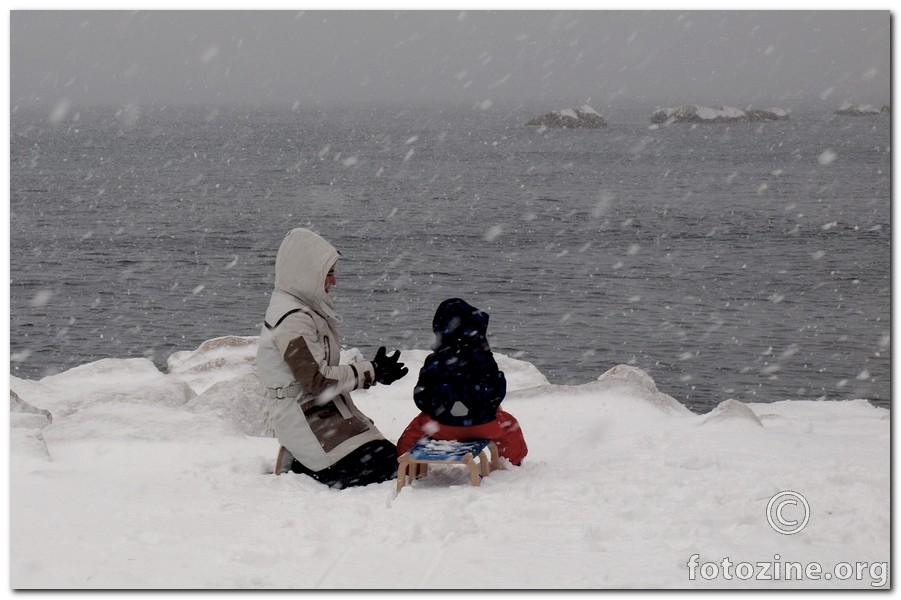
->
<box><xmin>257</xmin><ymin>228</ymin><xmax>408</xmax><ymax>488</ymax></box>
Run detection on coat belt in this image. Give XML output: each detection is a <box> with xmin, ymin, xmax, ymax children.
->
<box><xmin>264</xmin><ymin>383</ymin><xmax>304</xmax><ymax>400</ymax></box>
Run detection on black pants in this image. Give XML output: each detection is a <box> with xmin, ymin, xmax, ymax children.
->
<box><xmin>291</xmin><ymin>440</ymin><xmax>398</xmax><ymax>489</ymax></box>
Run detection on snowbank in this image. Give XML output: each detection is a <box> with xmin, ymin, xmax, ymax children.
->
<box><xmin>9</xmin><ymin>336</ymin><xmax>890</xmax><ymax>589</ymax></box>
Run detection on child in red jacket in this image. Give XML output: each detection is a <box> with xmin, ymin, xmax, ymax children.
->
<box><xmin>396</xmin><ymin>298</ymin><xmax>527</xmax><ymax>465</ymax></box>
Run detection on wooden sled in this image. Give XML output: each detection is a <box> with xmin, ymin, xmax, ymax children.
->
<box><xmin>396</xmin><ymin>438</ymin><xmax>500</xmax><ymax>493</ymax></box>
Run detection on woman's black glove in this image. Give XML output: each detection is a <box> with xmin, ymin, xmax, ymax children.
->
<box><xmin>372</xmin><ymin>346</ymin><xmax>408</xmax><ymax>385</ymax></box>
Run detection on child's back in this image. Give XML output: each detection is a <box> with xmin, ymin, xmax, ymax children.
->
<box><xmin>398</xmin><ymin>298</ymin><xmax>527</xmax><ymax>465</ymax></box>
<box><xmin>414</xmin><ymin>297</ymin><xmax>507</xmax><ymax>426</ymax></box>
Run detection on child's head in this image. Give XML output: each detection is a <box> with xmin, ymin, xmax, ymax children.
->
<box><xmin>432</xmin><ymin>298</ymin><xmax>491</xmax><ymax>350</ymax></box>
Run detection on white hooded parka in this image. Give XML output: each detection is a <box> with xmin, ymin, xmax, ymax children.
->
<box><xmin>257</xmin><ymin>228</ymin><xmax>384</xmax><ymax>471</ymax></box>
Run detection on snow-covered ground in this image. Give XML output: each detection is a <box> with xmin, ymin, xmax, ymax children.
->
<box><xmin>9</xmin><ymin>336</ymin><xmax>890</xmax><ymax>589</ymax></box>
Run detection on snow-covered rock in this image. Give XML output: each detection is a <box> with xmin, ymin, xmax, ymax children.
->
<box><xmin>595</xmin><ymin>363</ymin><xmax>693</xmax><ymax>416</ymax></box>
<box><xmin>183</xmin><ymin>372</ymin><xmax>274</xmax><ymax>437</ymax></box>
<box><xmin>496</xmin><ymin>352</ymin><xmax>551</xmax><ymax>389</ymax></box>
<box><xmin>651</xmin><ymin>105</ymin><xmax>789</xmax><ymax>124</ymax></box>
<box><xmin>745</xmin><ymin>107</ymin><xmax>790</xmax><ymax>121</ymax></box>
<box><xmin>11</xmin><ymin>389</ymin><xmax>52</xmax><ymax>423</ymax></box>
<box><xmin>834</xmin><ymin>103</ymin><xmax>883</xmax><ymax>116</ymax></box>
<box><xmin>10</xmin><ymin>390</ymin><xmax>53</xmax><ymax>464</ymax></box>
<box><xmin>167</xmin><ymin>335</ymin><xmax>259</xmax><ymax>394</ymax></box>
<box><xmin>701</xmin><ymin>398</ymin><xmax>763</xmax><ymax>427</ymax></box>
<box><xmin>10</xmin><ymin>358</ymin><xmax>196</xmax><ymax>419</ymax></box>
<box><xmin>526</xmin><ymin>104</ymin><xmax>608</xmax><ymax>128</ymax></box>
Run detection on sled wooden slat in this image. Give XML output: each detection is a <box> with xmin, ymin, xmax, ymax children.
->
<box><xmin>396</xmin><ymin>438</ymin><xmax>500</xmax><ymax>493</ymax></box>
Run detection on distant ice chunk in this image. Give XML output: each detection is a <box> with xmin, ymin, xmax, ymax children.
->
<box><xmin>526</xmin><ymin>104</ymin><xmax>608</xmax><ymax>128</ymax></box>
<box><xmin>650</xmin><ymin>104</ymin><xmax>789</xmax><ymax>124</ymax></box>
<box><xmin>834</xmin><ymin>103</ymin><xmax>884</xmax><ymax>116</ymax></box>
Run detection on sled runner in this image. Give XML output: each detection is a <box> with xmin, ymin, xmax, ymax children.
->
<box><xmin>396</xmin><ymin>438</ymin><xmax>500</xmax><ymax>492</ymax></box>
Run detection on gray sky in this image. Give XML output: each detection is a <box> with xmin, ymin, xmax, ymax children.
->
<box><xmin>9</xmin><ymin>10</ymin><xmax>891</xmax><ymax>110</ymax></box>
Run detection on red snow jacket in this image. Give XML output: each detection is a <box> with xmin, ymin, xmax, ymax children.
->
<box><xmin>397</xmin><ymin>409</ymin><xmax>528</xmax><ymax>466</ymax></box>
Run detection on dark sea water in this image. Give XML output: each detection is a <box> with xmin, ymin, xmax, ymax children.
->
<box><xmin>10</xmin><ymin>103</ymin><xmax>891</xmax><ymax>412</ymax></box>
